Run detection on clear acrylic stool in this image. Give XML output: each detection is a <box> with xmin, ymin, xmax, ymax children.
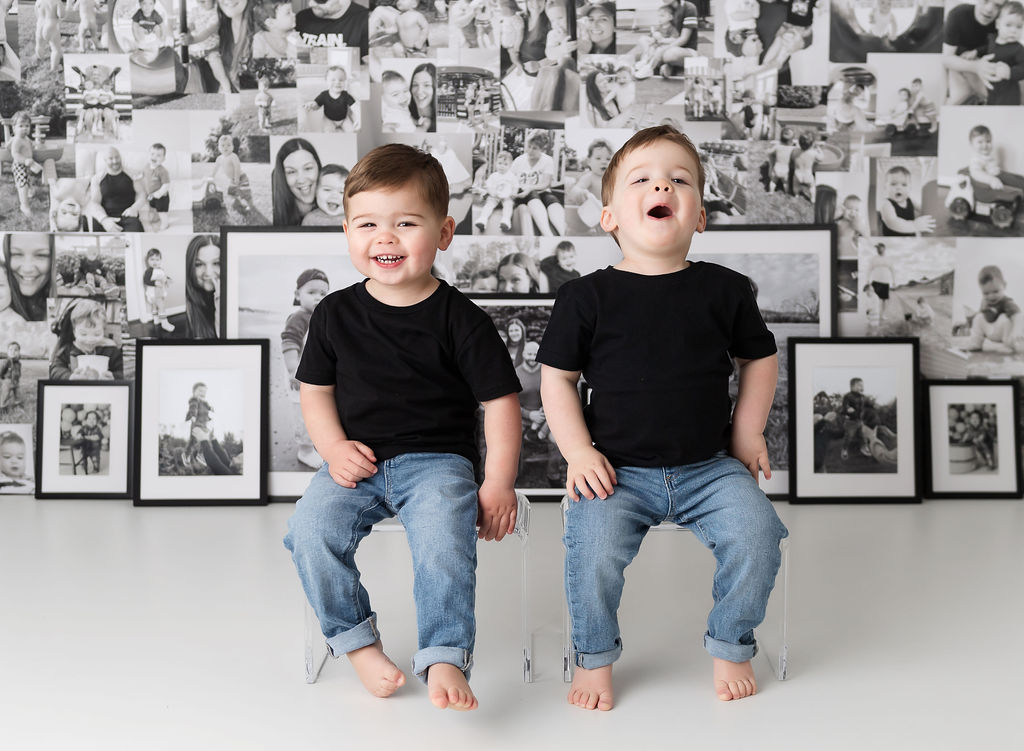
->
<box><xmin>304</xmin><ymin>492</ymin><xmax>534</xmax><ymax>683</ymax></box>
<box><xmin>560</xmin><ymin>498</ymin><xmax>790</xmax><ymax>683</ymax></box>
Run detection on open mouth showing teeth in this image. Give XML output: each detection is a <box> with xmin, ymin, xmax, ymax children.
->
<box><xmin>374</xmin><ymin>255</ymin><xmax>403</xmax><ymax>265</ymax></box>
<box><xmin>647</xmin><ymin>205</ymin><xmax>673</xmax><ymax>219</ymax></box>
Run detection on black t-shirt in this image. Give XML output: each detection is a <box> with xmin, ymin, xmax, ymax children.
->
<box><xmin>786</xmin><ymin>0</ymin><xmax>816</xmax><ymax>27</ymax></box>
<box><xmin>296</xmin><ymin>280</ymin><xmax>522</xmax><ymax>466</ymax></box>
<box><xmin>295</xmin><ymin>3</ymin><xmax>369</xmax><ymax>58</ymax></box>
<box><xmin>673</xmin><ymin>1</ymin><xmax>699</xmax><ymax>50</ymax></box>
<box><xmin>537</xmin><ymin>263</ymin><xmax>777</xmax><ymax>467</ymax></box>
<box><xmin>944</xmin><ymin>4</ymin><xmax>995</xmax><ymax>55</ymax></box>
<box><xmin>315</xmin><ymin>89</ymin><xmax>356</xmax><ymax>121</ymax></box>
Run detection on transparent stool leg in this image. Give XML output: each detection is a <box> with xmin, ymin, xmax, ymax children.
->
<box><xmin>515</xmin><ymin>492</ymin><xmax>533</xmax><ymax>683</ymax></box>
<box><xmin>757</xmin><ymin>536</ymin><xmax>790</xmax><ymax>681</ymax></box>
<box><xmin>304</xmin><ymin>599</ymin><xmax>329</xmax><ymax>684</ymax></box>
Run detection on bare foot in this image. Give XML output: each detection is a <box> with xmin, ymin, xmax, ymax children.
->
<box><xmin>713</xmin><ymin>657</ymin><xmax>757</xmax><ymax>701</ymax></box>
<box><xmin>346</xmin><ymin>642</ymin><xmax>406</xmax><ymax>698</ymax></box>
<box><xmin>567</xmin><ymin>664</ymin><xmax>614</xmax><ymax>711</ymax></box>
<box><xmin>426</xmin><ymin>662</ymin><xmax>478</xmax><ymax>711</ymax></box>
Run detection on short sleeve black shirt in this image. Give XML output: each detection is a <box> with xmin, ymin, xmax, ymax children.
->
<box><xmin>537</xmin><ymin>263</ymin><xmax>777</xmax><ymax>467</ymax></box>
<box><xmin>315</xmin><ymin>90</ymin><xmax>356</xmax><ymax>121</ymax></box>
<box><xmin>295</xmin><ymin>3</ymin><xmax>369</xmax><ymax>58</ymax></box>
<box><xmin>944</xmin><ymin>4</ymin><xmax>995</xmax><ymax>55</ymax></box>
<box><xmin>296</xmin><ymin>280</ymin><xmax>522</xmax><ymax>466</ymax></box>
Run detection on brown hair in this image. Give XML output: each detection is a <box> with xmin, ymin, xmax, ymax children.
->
<box><xmin>343</xmin><ymin>143</ymin><xmax>449</xmax><ymax>219</ymax></box>
<box><xmin>600</xmin><ymin>125</ymin><xmax>706</xmax><ymax>208</ymax></box>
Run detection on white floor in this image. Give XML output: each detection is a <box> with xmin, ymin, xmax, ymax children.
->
<box><xmin>2</xmin><ymin>495</ymin><xmax>1021</xmax><ymax>750</ymax></box>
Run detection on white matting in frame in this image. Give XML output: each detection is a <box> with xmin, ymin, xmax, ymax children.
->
<box><xmin>222</xmin><ymin>228</ymin><xmax>360</xmax><ymax>500</ymax></box>
<box><xmin>694</xmin><ymin>225</ymin><xmax>837</xmax><ymax>497</ymax></box>
<box><xmin>926</xmin><ymin>381</ymin><xmax>1022</xmax><ymax>498</ymax></box>
<box><xmin>135</xmin><ymin>341</ymin><xmax>267</xmax><ymax>505</ymax></box>
<box><xmin>791</xmin><ymin>338</ymin><xmax>918</xmax><ymax>502</ymax></box>
<box><xmin>37</xmin><ymin>381</ymin><xmax>133</xmax><ymax>499</ymax></box>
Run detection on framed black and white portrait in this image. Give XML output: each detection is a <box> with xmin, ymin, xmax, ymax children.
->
<box><xmin>923</xmin><ymin>379</ymin><xmax>1023</xmax><ymax>499</ymax></box>
<box><xmin>133</xmin><ymin>339</ymin><xmax>268</xmax><ymax>506</ymax></box>
<box><xmin>35</xmin><ymin>380</ymin><xmax>133</xmax><ymax>500</ymax></box>
<box><xmin>788</xmin><ymin>337</ymin><xmax>920</xmax><ymax>503</ymax></box>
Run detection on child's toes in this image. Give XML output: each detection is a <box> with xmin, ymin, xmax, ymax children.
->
<box><xmin>429</xmin><ymin>688</ymin><xmax>450</xmax><ymax>709</ymax></box>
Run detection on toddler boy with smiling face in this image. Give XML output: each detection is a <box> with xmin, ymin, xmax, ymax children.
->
<box><xmin>283</xmin><ymin>143</ymin><xmax>522</xmax><ymax>711</ymax></box>
<box><xmin>539</xmin><ymin>125</ymin><xmax>788</xmax><ymax>710</ymax></box>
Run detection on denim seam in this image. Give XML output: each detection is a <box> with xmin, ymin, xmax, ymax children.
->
<box><xmin>350</xmin><ymin>498</ymin><xmax>387</xmax><ymax>624</ymax></box>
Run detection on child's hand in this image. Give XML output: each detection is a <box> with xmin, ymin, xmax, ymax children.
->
<box><xmin>564</xmin><ymin>446</ymin><xmax>616</xmax><ymax>501</ymax></box>
<box><xmin>477</xmin><ymin>480</ymin><xmax>517</xmax><ymax>541</ymax></box>
<box><xmin>729</xmin><ymin>429</ymin><xmax>771</xmax><ymax>484</ymax></box>
<box><xmin>913</xmin><ymin>215</ymin><xmax>935</xmax><ymax>233</ymax></box>
<box><xmin>321</xmin><ymin>439</ymin><xmax>378</xmax><ymax>489</ymax></box>
<box><xmin>304</xmin><ymin>101</ymin><xmax>319</xmax><ymax>111</ymax></box>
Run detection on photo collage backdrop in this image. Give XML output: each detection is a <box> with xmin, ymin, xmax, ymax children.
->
<box><xmin>1</xmin><ymin>0</ymin><xmax>1022</xmax><ymax>496</ymax></box>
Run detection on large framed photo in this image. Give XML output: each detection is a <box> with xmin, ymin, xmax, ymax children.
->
<box><xmin>694</xmin><ymin>225</ymin><xmax>837</xmax><ymax>498</ymax></box>
<box><xmin>788</xmin><ymin>337</ymin><xmax>920</xmax><ymax>503</ymax></box>
<box><xmin>923</xmin><ymin>380</ymin><xmax>1023</xmax><ymax>499</ymax></box>
<box><xmin>221</xmin><ymin>227</ymin><xmax>362</xmax><ymax>500</ymax></box>
<box><xmin>134</xmin><ymin>340</ymin><xmax>269</xmax><ymax>507</ymax></box>
<box><xmin>35</xmin><ymin>381</ymin><xmax>133</xmax><ymax>500</ymax></box>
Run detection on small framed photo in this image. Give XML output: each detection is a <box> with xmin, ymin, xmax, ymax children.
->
<box><xmin>134</xmin><ymin>340</ymin><xmax>269</xmax><ymax>507</ymax></box>
<box><xmin>35</xmin><ymin>381</ymin><xmax>134</xmax><ymax>500</ymax></box>
<box><xmin>788</xmin><ymin>337</ymin><xmax>921</xmax><ymax>503</ymax></box>
<box><xmin>923</xmin><ymin>380</ymin><xmax>1023</xmax><ymax>499</ymax></box>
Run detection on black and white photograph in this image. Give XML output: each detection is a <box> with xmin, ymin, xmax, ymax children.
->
<box><xmin>190</xmin><ymin>110</ymin><xmax>273</xmax><ymax>230</ymax></box>
<box><xmin>724</xmin><ymin>63</ymin><xmax>777</xmax><ymax>140</ymax></box>
<box><xmin>693</xmin><ymin>225</ymin><xmax>836</xmax><ymax>497</ymax></box>
<box><xmin>855</xmin><ymin>235</ymin><xmax>956</xmax><ymax>378</ymax></box>
<box><xmin>440</xmin><ymin>234</ymin><xmax>620</xmax><ymax>295</ymax></box>
<box><xmin>715</xmin><ymin>0</ymin><xmax>830</xmax><ymax>84</ymax></box>
<box><xmin>815</xmin><ymin>169</ymin><xmax>871</xmax><ymax>256</ymax></box>
<box><xmin>0</xmin><ymin>0</ymin><xmax>18</xmax><ymax>83</ymax></box>
<box><xmin>124</xmin><ymin>110</ymin><xmax>196</xmax><ymax>234</ymax></box>
<box><xmin>789</xmin><ymin>336</ymin><xmax>920</xmax><ymax>502</ymax></box>
<box><xmin>497</xmin><ymin>0</ymin><xmax>578</xmax><ymax>114</ymax></box>
<box><xmin>870</xmin><ymin>156</ymin><xmax>936</xmax><ymax>236</ymax></box>
<box><xmin>561</xmin><ymin>127</ymin><xmax>630</xmax><ymax>235</ymax></box>
<box><xmin>63</xmin><ymin>54</ymin><xmax>134</xmax><ymax>144</ymax></box>
<box><xmin>134</xmin><ymin>339</ymin><xmax>268</xmax><ymax>505</ymax></box>
<box><xmin>368</xmin><ymin>0</ymin><xmax>443</xmax><ymax>69</ymax></box>
<box><xmin>941</xmin><ymin>0</ymin><xmax>1023</xmax><ymax>106</ymax></box>
<box><xmin>490</xmin><ymin>126</ymin><xmax>567</xmax><ymax>236</ymax></box>
<box><xmin>865</xmin><ymin>52</ymin><xmax>942</xmax><ymax>155</ymax></box>
<box><xmin>477</xmin><ymin>300</ymin><xmax>562</xmax><ymax>493</ymax></box>
<box><xmin>829</xmin><ymin>0</ymin><xmax>944</xmax><ymax>64</ymax></box>
<box><xmin>949</xmin><ymin>237</ymin><xmax>1024</xmax><ymax>377</ymax></box>
<box><xmin>923</xmin><ymin>379</ymin><xmax>1023</xmax><ymax>498</ymax></box>
<box><xmin>297</xmin><ymin>52</ymin><xmax>363</xmax><ymax>133</ymax></box>
<box><xmin>221</xmin><ymin>227</ymin><xmax>360</xmax><ymax>499</ymax></box>
<box><xmin>0</xmin><ymin>422</ymin><xmax>34</xmax><ymax>494</ymax></box>
<box><xmin>436</xmin><ymin>59</ymin><xmax>503</xmax><ymax>133</ymax></box>
<box><xmin>825</xmin><ymin>64</ymin><xmax>878</xmax><ymax>134</ymax></box>
<box><xmin>269</xmin><ymin>133</ymin><xmax>359</xmax><ymax>226</ymax></box>
<box><xmin>35</xmin><ymin>380</ymin><xmax>133</xmax><ymax>499</ymax></box>
<box><xmin>577</xmin><ymin>54</ymin><xmax>689</xmax><ymax>130</ymax></box>
<box><xmin>933</xmin><ymin>106</ymin><xmax>1024</xmax><ymax>237</ymax></box>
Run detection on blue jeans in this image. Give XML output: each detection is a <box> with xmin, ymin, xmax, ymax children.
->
<box><xmin>564</xmin><ymin>451</ymin><xmax>788</xmax><ymax>668</ymax></box>
<box><xmin>283</xmin><ymin>452</ymin><xmax>479</xmax><ymax>682</ymax></box>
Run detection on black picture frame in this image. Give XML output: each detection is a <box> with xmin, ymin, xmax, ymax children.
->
<box><xmin>788</xmin><ymin>337</ymin><xmax>921</xmax><ymax>503</ymax></box>
<box><xmin>922</xmin><ymin>379</ymin><xmax>1023</xmax><ymax>500</ymax></box>
<box><xmin>133</xmin><ymin>339</ymin><xmax>269</xmax><ymax>507</ymax></box>
<box><xmin>35</xmin><ymin>380</ymin><xmax>134</xmax><ymax>500</ymax></box>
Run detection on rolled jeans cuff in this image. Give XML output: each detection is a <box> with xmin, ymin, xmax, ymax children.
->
<box><xmin>574</xmin><ymin>639</ymin><xmax>622</xmax><ymax>670</ymax></box>
<box><xmin>704</xmin><ymin>633</ymin><xmax>757</xmax><ymax>663</ymax></box>
<box><xmin>413</xmin><ymin>647</ymin><xmax>474</xmax><ymax>684</ymax></box>
<box><xmin>325</xmin><ymin>615</ymin><xmax>380</xmax><ymax>657</ymax></box>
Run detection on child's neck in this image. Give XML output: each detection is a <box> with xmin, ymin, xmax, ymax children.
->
<box><xmin>614</xmin><ymin>250</ymin><xmax>691</xmax><ymax>276</ymax></box>
<box><xmin>365</xmin><ymin>275</ymin><xmax>439</xmax><ymax>307</ymax></box>
<box><xmin>995</xmin><ymin>35</ymin><xmax>1017</xmax><ymax>45</ymax></box>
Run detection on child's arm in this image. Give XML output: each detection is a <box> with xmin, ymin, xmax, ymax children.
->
<box><xmin>299</xmin><ymin>383</ymin><xmax>377</xmax><ymax>488</ymax></box>
<box><xmin>540</xmin><ymin>364</ymin><xmax>616</xmax><ymax>501</ymax></box>
<box><xmin>477</xmin><ymin>392</ymin><xmax>522</xmax><ymax>541</ymax></box>
<box><xmin>730</xmin><ymin>354</ymin><xmax>777</xmax><ymax>482</ymax></box>
<box><xmin>879</xmin><ymin>200</ymin><xmax>935</xmax><ymax>234</ymax></box>
<box><xmin>346</xmin><ymin>100</ymin><xmax>361</xmax><ymax>130</ymax></box>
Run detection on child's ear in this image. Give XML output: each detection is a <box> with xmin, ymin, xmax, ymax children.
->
<box><xmin>437</xmin><ymin>216</ymin><xmax>456</xmax><ymax>250</ymax></box>
<box><xmin>599</xmin><ymin>205</ymin><xmax>617</xmax><ymax>233</ymax></box>
<box><xmin>695</xmin><ymin>206</ymin><xmax>707</xmax><ymax>233</ymax></box>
